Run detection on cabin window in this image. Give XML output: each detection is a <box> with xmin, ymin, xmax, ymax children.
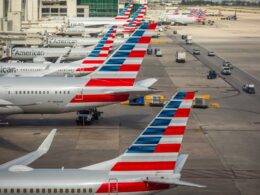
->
<box><xmin>19</xmin><ymin>91</ymin><xmax>22</xmax><ymax>94</ymax></box>
<box><xmin>48</xmin><ymin>188</ymin><xmax>52</xmax><ymax>193</ymax></box>
<box><xmin>83</xmin><ymin>188</ymin><xmax>87</xmax><ymax>193</ymax></box>
<box><xmin>10</xmin><ymin>188</ymin><xmax>14</xmax><ymax>193</ymax></box>
<box><xmin>89</xmin><ymin>188</ymin><xmax>93</xmax><ymax>193</ymax></box>
<box><xmin>23</xmin><ymin>91</ymin><xmax>26</xmax><ymax>94</ymax></box>
<box><xmin>17</xmin><ymin>189</ymin><xmax>20</xmax><ymax>193</ymax></box>
<box><xmin>39</xmin><ymin>91</ymin><xmax>41</xmax><ymax>95</ymax></box>
<box><xmin>23</xmin><ymin>189</ymin><xmax>27</xmax><ymax>193</ymax></box>
<box><xmin>30</xmin><ymin>188</ymin><xmax>33</xmax><ymax>193</ymax></box>
<box><xmin>8</xmin><ymin>91</ymin><xmax>10</xmax><ymax>95</ymax></box>
<box><xmin>71</xmin><ymin>189</ymin><xmax>75</xmax><ymax>193</ymax></box>
<box><xmin>77</xmin><ymin>189</ymin><xmax>81</xmax><ymax>193</ymax></box>
<box><xmin>15</xmin><ymin>91</ymin><xmax>17</xmax><ymax>94</ymax></box>
<box><xmin>47</xmin><ymin>91</ymin><xmax>49</xmax><ymax>94</ymax></box>
<box><xmin>4</xmin><ymin>189</ymin><xmax>7</xmax><ymax>193</ymax></box>
<box><xmin>55</xmin><ymin>91</ymin><xmax>57</xmax><ymax>94</ymax></box>
<box><xmin>59</xmin><ymin>91</ymin><xmax>62</xmax><ymax>94</ymax></box>
<box><xmin>54</xmin><ymin>188</ymin><xmax>57</xmax><ymax>193</ymax></box>
<box><xmin>42</xmin><ymin>188</ymin><xmax>46</xmax><ymax>193</ymax></box>
<box><xmin>35</xmin><ymin>91</ymin><xmax>38</xmax><ymax>95</ymax></box>
<box><xmin>36</xmin><ymin>188</ymin><xmax>40</xmax><ymax>193</ymax></box>
<box><xmin>65</xmin><ymin>188</ymin><xmax>69</xmax><ymax>193</ymax></box>
<box><xmin>60</xmin><ymin>189</ymin><xmax>63</xmax><ymax>193</ymax></box>
<box><xmin>43</xmin><ymin>91</ymin><xmax>45</xmax><ymax>94</ymax></box>
<box><xmin>27</xmin><ymin>91</ymin><xmax>30</xmax><ymax>94</ymax></box>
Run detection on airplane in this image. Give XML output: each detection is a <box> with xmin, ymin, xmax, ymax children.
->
<box><xmin>0</xmin><ymin>26</ymin><xmax>118</xmax><ymax>77</ymax></box>
<box><xmin>160</xmin><ymin>10</ymin><xmax>206</xmax><ymax>25</ymax></box>
<box><xmin>0</xmin><ymin>23</ymin><xmax>158</xmax><ymax>122</ymax></box>
<box><xmin>3</xmin><ymin>46</ymin><xmax>95</xmax><ymax>63</ymax></box>
<box><xmin>0</xmin><ymin>91</ymin><xmax>205</xmax><ymax>194</ymax></box>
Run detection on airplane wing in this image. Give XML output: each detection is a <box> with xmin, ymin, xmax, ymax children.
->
<box><xmin>0</xmin><ymin>129</ymin><xmax>57</xmax><ymax>170</ymax></box>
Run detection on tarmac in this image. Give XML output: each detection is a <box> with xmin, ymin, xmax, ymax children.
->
<box><xmin>0</xmin><ymin>13</ymin><xmax>260</xmax><ymax>195</ymax></box>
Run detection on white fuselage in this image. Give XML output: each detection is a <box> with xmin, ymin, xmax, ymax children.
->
<box><xmin>10</xmin><ymin>47</ymin><xmax>94</xmax><ymax>62</ymax></box>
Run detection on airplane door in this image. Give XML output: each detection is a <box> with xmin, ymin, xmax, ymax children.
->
<box><xmin>74</xmin><ymin>88</ymin><xmax>84</xmax><ymax>101</ymax></box>
<box><xmin>108</xmin><ymin>178</ymin><xmax>118</xmax><ymax>195</ymax></box>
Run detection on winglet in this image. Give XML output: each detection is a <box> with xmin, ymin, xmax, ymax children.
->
<box><xmin>174</xmin><ymin>154</ymin><xmax>188</xmax><ymax>174</ymax></box>
<box><xmin>0</xmin><ymin>129</ymin><xmax>57</xmax><ymax>170</ymax></box>
<box><xmin>38</xmin><ymin>129</ymin><xmax>57</xmax><ymax>152</ymax></box>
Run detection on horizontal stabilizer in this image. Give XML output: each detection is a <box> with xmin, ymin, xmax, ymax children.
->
<box><xmin>144</xmin><ymin>176</ymin><xmax>205</xmax><ymax>188</ymax></box>
<box><xmin>0</xmin><ymin>129</ymin><xmax>57</xmax><ymax>170</ymax></box>
<box><xmin>136</xmin><ymin>78</ymin><xmax>158</xmax><ymax>88</ymax></box>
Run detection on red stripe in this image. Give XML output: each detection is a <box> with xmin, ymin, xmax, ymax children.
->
<box><xmin>119</xmin><ymin>64</ymin><xmax>140</xmax><ymax>71</ymax></box>
<box><xmin>96</xmin><ymin>182</ymin><xmax>169</xmax><ymax>193</ymax></box>
<box><xmin>105</xmin><ymin>40</ymin><xmax>113</xmax><ymax>44</ymax></box>
<box><xmin>101</xmin><ymin>47</ymin><xmax>110</xmax><ymax>51</ymax></box>
<box><xmin>138</xmin><ymin>36</ymin><xmax>151</xmax><ymax>44</ymax></box>
<box><xmin>174</xmin><ymin>108</ymin><xmax>190</xmax><ymax>117</ymax></box>
<box><xmin>76</xmin><ymin>67</ymin><xmax>97</xmax><ymax>72</ymax></box>
<box><xmin>111</xmin><ymin>161</ymin><xmax>175</xmax><ymax>171</ymax></box>
<box><xmin>184</xmin><ymin>91</ymin><xmax>195</xmax><ymax>100</ymax></box>
<box><xmin>98</xmin><ymin>53</ymin><xmax>108</xmax><ymax>57</ymax></box>
<box><xmin>148</xmin><ymin>23</ymin><xmax>157</xmax><ymax>30</ymax></box>
<box><xmin>128</xmin><ymin>50</ymin><xmax>146</xmax><ymax>58</ymax></box>
<box><xmin>82</xmin><ymin>60</ymin><xmax>105</xmax><ymax>64</ymax></box>
<box><xmin>154</xmin><ymin>144</ymin><xmax>181</xmax><ymax>153</ymax></box>
<box><xmin>164</xmin><ymin>126</ymin><xmax>185</xmax><ymax>135</ymax></box>
<box><xmin>70</xmin><ymin>94</ymin><xmax>129</xmax><ymax>103</ymax></box>
<box><xmin>86</xmin><ymin>78</ymin><xmax>135</xmax><ymax>87</ymax></box>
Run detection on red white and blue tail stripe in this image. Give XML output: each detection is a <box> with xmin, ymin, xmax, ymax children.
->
<box><xmin>110</xmin><ymin>91</ymin><xmax>195</xmax><ymax>174</ymax></box>
<box><xmin>123</xmin><ymin>4</ymin><xmax>148</xmax><ymax>33</ymax></box>
<box><xmin>84</xmin><ymin>22</ymin><xmax>157</xmax><ymax>87</ymax></box>
<box><xmin>75</xmin><ymin>26</ymin><xmax>117</xmax><ymax>73</ymax></box>
<box><xmin>115</xmin><ymin>3</ymin><xmax>133</xmax><ymax>20</ymax></box>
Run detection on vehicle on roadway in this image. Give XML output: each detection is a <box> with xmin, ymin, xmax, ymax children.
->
<box><xmin>223</xmin><ymin>61</ymin><xmax>233</xmax><ymax>69</ymax></box>
<box><xmin>193</xmin><ymin>48</ymin><xmax>200</xmax><ymax>55</ymax></box>
<box><xmin>0</xmin><ymin>91</ymin><xmax>205</xmax><ymax>195</ymax></box>
<box><xmin>221</xmin><ymin>67</ymin><xmax>232</xmax><ymax>75</ymax></box>
<box><xmin>0</xmin><ymin>23</ymin><xmax>159</xmax><ymax>123</ymax></box>
<box><xmin>176</xmin><ymin>51</ymin><xmax>186</xmax><ymax>63</ymax></box>
<box><xmin>243</xmin><ymin>84</ymin><xmax>256</xmax><ymax>94</ymax></box>
<box><xmin>207</xmin><ymin>70</ymin><xmax>217</xmax><ymax>79</ymax></box>
<box><xmin>208</xmin><ymin>51</ymin><xmax>215</xmax><ymax>56</ymax></box>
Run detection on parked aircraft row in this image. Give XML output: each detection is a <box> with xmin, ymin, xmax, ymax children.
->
<box><xmin>160</xmin><ymin>9</ymin><xmax>207</xmax><ymax>25</ymax></box>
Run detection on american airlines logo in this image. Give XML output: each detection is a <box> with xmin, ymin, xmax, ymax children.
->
<box><xmin>50</xmin><ymin>38</ymin><xmax>77</xmax><ymax>45</ymax></box>
<box><xmin>0</xmin><ymin>66</ymin><xmax>17</xmax><ymax>73</ymax></box>
<box><xmin>12</xmin><ymin>48</ymin><xmax>45</xmax><ymax>56</ymax></box>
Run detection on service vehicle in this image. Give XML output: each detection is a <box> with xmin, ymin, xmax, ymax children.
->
<box><xmin>208</xmin><ymin>51</ymin><xmax>215</xmax><ymax>56</ymax></box>
<box><xmin>193</xmin><ymin>48</ymin><xmax>200</xmax><ymax>55</ymax></box>
<box><xmin>176</xmin><ymin>51</ymin><xmax>186</xmax><ymax>63</ymax></box>
<box><xmin>193</xmin><ymin>97</ymin><xmax>208</xmax><ymax>109</ymax></box>
<box><xmin>223</xmin><ymin>61</ymin><xmax>233</xmax><ymax>69</ymax></box>
<box><xmin>207</xmin><ymin>70</ymin><xmax>217</xmax><ymax>79</ymax></box>
<box><xmin>243</xmin><ymin>84</ymin><xmax>256</xmax><ymax>94</ymax></box>
<box><xmin>156</xmin><ymin>49</ymin><xmax>163</xmax><ymax>57</ymax></box>
<box><xmin>221</xmin><ymin>67</ymin><xmax>231</xmax><ymax>75</ymax></box>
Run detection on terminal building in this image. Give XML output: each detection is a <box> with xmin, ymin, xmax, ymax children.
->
<box><xmin>0</xmin><ymin>0</ymin><xmax>121</xmax><ymax>31</ymax></box>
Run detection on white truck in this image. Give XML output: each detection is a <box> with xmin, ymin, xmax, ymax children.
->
<box><xmin>176</xmin><ymin>51</ymin><xmax>186</xmax><ymax>63</ymax></box>
<box><xmin>186</xmin><ymin>35</ymin><xmax>192</xmax><ymax>45</ymax></box>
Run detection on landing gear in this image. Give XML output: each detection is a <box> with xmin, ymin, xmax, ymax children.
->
<box><xmin>76</xmin><ymin>108</ymin><xmax>103</xmax><ymax>126</ymax></box>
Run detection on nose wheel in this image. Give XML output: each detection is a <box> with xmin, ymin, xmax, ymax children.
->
<box><xmin>75</xmin><ymin>108</ymin><xmax>103</xmax><ymax>126</ymax></box>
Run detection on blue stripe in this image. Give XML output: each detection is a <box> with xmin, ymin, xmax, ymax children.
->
<box><xmin>88</xmin><ymin>53</ymin><xmax>99</xmax><ymax>57</ymax></box>
<box><xmin>113</xmin><ymin>51</ymin><xmax>130</xmax><ymax>57</ymax></box>
<box><xmin>119</xmin><ymin>44</ymin><xmax>135</xmax><ymax>51</ymax></box>
<box><xmin>135</xmin><ymin>137</ymin><xmax>161</xmax><ymax>144</ymax></box>
<box><xmin>150</xmin><ymin>119</ymin><xmax>171</xmax><ymax>127</ymax></box>
<box><xmin>132</xmin><ymin>30</ymin><xmax>145</xmax><ymax>37</ymax></box>
<box><xmin>139</xmin><ymin>23</ymin><xmax>149</xmax><ymax>29</ymax></box>
<box><xmin>143</xmin><ymin>127</ymin><xmax>166</xmax><ymax>135</ymax></box>
<box><xmin>126</xmin><ymin>38</ymin><xmax>140</xmax><ymax>44</ymax></box>
<box><xmin>127</xmin><ymin>146</ymin><xmax>156</xmax><ymax>153</ymax></box>
<box><xmin>106</xmin><ymin>58</ymin><xmax>125</xmax><ymax>65</ymax></box>
<box><xmin>166</xmin><ymin>101</ymin><xmax>181</xmax><ymax>109</ymax></box>
<box><xmin>100</xmin><ymin>66</ymin><xmax>120</xmax><ymax>71</ymax></box>
<box><xmin>158</xmin><ymin>110</ymin><xmax>176</xmax><ymax>118</ymax></box>
<box><xmin>174</xmin><ymin>92</ymin><xmax>186</xmax><ymax>99</ymax></box>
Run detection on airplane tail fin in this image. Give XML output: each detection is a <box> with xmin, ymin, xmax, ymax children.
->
<box><xmin>84</xmin><ymin>22</ymin><xmax>157</xmax><ymax>88</ymax></box>
<box><xmin>115</xmin><ymin>3</ymin><xmax>133</xmax><ymax>20</ymax></box>
<box><xmin>72</xmin><ymin>25</ymin><xmax>117</xmax><ymax>73</ymax></box>
<box><xmin>109</xmin><ymin>91</ymin><xmax>195</xmax><ymax>174</ymax></box>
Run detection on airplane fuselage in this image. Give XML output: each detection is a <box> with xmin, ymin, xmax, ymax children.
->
<box><xmin>0</xmin><ymin>169</ymin><xmax>172</xmax><ymax>195</ymax></box>
<box><xmin>0</xmin><ymin>77</ymin><xmax>136</xmax><ymax>115</ymax></box>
